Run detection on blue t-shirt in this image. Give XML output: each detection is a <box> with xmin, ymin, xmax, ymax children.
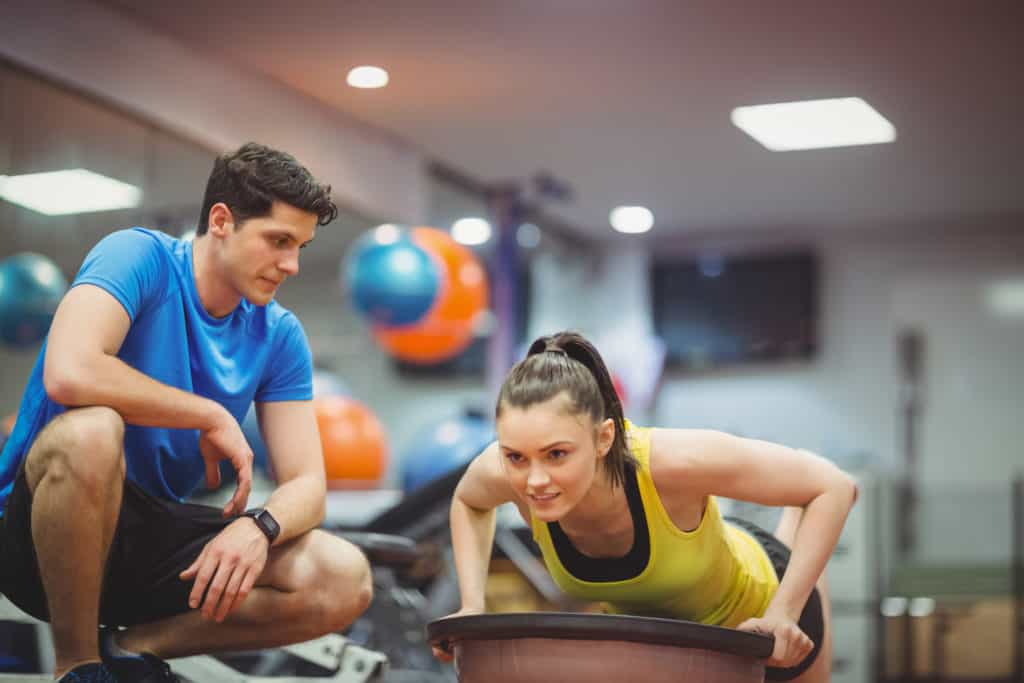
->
<box><xmin>0</xmin><ymin>228</ymin><xmax>313</xmax><ymax>514</ymax></box>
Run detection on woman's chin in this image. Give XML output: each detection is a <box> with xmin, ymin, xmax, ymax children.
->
<box><xmin>528</xmin><ymin>497</ymin><xmax>569</xmax><ymax>521</ymax></box>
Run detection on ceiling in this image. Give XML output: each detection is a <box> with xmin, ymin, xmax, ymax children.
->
<box><xmin>103</xmin><ymin>1</ymin><xmax>1023</xmax><ymax>239</ymax></box>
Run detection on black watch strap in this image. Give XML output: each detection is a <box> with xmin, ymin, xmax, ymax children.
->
<box><xmin>244</xmin><ymin>508</ymin><xmax>281</xmax><ymax>544</ymax></box>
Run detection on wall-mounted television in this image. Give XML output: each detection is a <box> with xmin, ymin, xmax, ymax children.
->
<box><xmin>651</xmin><ymin>250</ymin><xmax>819</xmax><ymax>369</ymax></box>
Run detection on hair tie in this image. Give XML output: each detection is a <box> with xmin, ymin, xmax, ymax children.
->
<box><xmin>545</xmin><ymin>347</ymin><xmax>568</xmax><ymax>357</ymax></box>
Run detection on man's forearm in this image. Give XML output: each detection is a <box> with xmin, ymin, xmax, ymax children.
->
<box><xmin>48</xmin><ymin>352</ymin><xmax>224</xmax><ymax>430</ymax></box>
<box><xmin>262</xmin><ymin>474</ymin><xmax>327</xmax><ymax>544</ymax></box>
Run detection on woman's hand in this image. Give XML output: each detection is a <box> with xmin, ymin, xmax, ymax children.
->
<box><xmin>737</xmin><ymin>612</ymin><xmax>813</xmax><ymax>668</ymax></box>
<box><xmin>431</xmin><ymin>606</ymin><xmax>484</xmax><ymax>663</ymax></box>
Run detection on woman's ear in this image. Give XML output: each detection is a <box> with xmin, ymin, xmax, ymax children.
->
<box><xmin>596</xmin><ymin>417</ymin><xmax>615</xmax><ymax>458</ymax></box>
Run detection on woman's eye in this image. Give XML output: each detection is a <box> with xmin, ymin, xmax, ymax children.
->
<box><xmin>549</xmin><ymin>449</ymin><xmax>567</xmax><ymax>460</ymax></box>
<box><xmin>505</xmin><ymin>452</ymin><xmax>523</xmax><ymax>464</ymax></box>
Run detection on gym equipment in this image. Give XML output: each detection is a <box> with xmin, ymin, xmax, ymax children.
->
<box><xmin>0</xmin><ymin>253</ymin><xmax>68</xmax><ymax>348</ymax></box>
<box><xmin>344</xmin><ymin>228</ymin><xmax>441</xmax><ymax>328</ymax></box>
<box><xmin>373</xmin><ymin>228</ymin><xmax>488</xmax><ymax>365</ymax></box>
<box><xmin>315</xmin><ymin>396</ymin><xmax>388</xmax><ymax>485</ymax></box>
<box><xmin>428</xmin><ymin>612</ymin><xmax>774</xmax><ymax>683</ymax></box>
<box><xmin>0</xmin><ymin>595</ymin><xmax>54</xmax><ymax>680</ymax></box>
<box><xmin>400</xmin><ymin>412</ymin><xmax>493</xmax><ymax>493</ymax></box>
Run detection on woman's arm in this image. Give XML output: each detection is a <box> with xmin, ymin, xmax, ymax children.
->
<box><xmin>433</xmin><ymin>443</ymin><xmax>517</xmax><ymax>662</ymax></box>
<box><xmin>650</xmin><ymin>428</ymin><xmax>858</xmax><ymax>664</ymax></box>
<box><xmin>449</xmin><ymin>442</ymin><xmax>518</xmax><ymax>613</ymax></box>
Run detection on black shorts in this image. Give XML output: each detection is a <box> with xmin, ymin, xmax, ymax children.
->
<box><xmin>725</xmin><ymin>516</ymin><xmax>825</xmax><ymax>682</ymax></box>
<box><xmin>0</xmin><ymin>459</ymin><xmax>236</xmax><ymax>627</ymax></box>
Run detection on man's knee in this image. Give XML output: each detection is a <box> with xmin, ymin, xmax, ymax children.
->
<box><xmin>25</xmin><ymin>407</ymin><xmax>125</xmax><ymax>494</ymax></box>
<box><xmin>306</xmin><ymin>531</ymin><xmax>373</xmax><ymax>634</ymax></box>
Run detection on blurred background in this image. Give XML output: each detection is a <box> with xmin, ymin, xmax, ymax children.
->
<box><xmin>1</xmin><ymin>1</ymin><xmax>1022</xmax><ymax>682</ymax></box>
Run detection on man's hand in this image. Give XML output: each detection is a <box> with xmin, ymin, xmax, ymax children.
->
<box><xmin>737</xmin><ymin>611</ymin><xmax>813</xmax><ymax>668</ymax></box>
<box><xmin>199</xmin><ymin>410</ymin><xmax>254</xmax><ymax>517</ymax></box>
<box><xmin>179</xmin><ymin>518</ymin><xmax>269</xmax><ymax>622</ymax></box>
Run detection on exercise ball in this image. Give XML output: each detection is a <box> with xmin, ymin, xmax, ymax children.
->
<box><xmin>0</xmin><ymin>253</ymin><xmax>69</xmax><ymax>348</ymax></box>
<box><xmin>402</xmin><ymin>411</ymin><xmax>495</xmax><ymax>492</ymax></box>
<box><xmin>344</xmin><ymin>226</ymin><xmax>441</xmax><ymax>327</ymax></box>
<box><xmin>374</xmin><ymin>227</ymin><xmax>489</xmax><ymax>364</ymax></box>
<box><xmin>315</xmin><ymin>395</ymin><xmax>388</xmax><ymax>486</ymax></box>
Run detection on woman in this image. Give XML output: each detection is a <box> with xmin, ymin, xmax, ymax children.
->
<box><xmin>435</xmin><ymin>331</ymin><xmax>857</xmax><ymax>683</ymax></box>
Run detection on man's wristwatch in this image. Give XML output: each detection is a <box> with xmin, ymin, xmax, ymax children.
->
<box><xmin>243</xmin><ymin>508</ymin><xmax>281</xmax><ymax>544</ymax></box>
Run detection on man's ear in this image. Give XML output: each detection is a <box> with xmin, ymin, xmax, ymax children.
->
<box><xmin>207</xmin><ymin>202</ymin><xmax>236</xmax><ymax>237</ymax></box>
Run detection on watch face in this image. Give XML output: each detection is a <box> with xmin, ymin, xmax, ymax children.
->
<box><xmin>258</xmin><ymin>510</ymin><xmax>280</xmax><ymax>536</ymax></box>
<box><xmin>251</xmin><ymin>509</ymin><xmax>280</xmax><ymax>541</ymax></box>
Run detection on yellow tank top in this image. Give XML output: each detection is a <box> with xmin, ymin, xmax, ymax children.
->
<box><xmin>530</xmin><ymin>422</ymin><xmax>779</xmax><ymax>627</ymax></box>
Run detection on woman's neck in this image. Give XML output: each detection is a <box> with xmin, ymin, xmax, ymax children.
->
<box><xmin>558</xmin><ymin>473</ymin><xmax>630</xmax><ymax>536</ymax></box>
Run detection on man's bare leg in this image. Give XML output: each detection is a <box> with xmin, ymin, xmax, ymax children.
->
<box><xmin>116</xmin><ymin>530</ymin><xmax>372</xmax><ymax>658</ymax></box>
<box><xmin>24</xmin><ymin>407</ymin><xmax>126</xmax><ymax>678</ymax></box>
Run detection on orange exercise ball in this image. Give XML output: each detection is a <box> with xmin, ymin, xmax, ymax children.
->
<box><xmin>314</xmin><ymin>396</ymin><xmax>388</xmax><ymax>486</ymax></box>
<box><xmin>373</xmin><ymin>227</ymin><xmax>489</xmax><ymax>364</ymax></box>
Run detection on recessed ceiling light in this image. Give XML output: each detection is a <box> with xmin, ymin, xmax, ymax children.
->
<box><xmin>347</xmin><ymin>65</ymin><xmax>389</xmax><ymax>89</ymax></box>
<box><xmin>0</xmin><ymin>169</ymin><xmax>142</xmax><ymax>216</ymax></box>
<box><xmin>609</xmin><ymin>206</ymin><xmax>654</xmax><ymax>234</ymax></box>
<box><xmin>452</xmin><ymin>218</ymin><xmax>492</xmax><ymax>246</ymax></box>
<box><xmin>730</xmin><ymin>97</ymin><xmax>896</xmax><ymax>151</ymax></box>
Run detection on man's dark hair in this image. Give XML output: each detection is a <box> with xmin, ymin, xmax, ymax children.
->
<box><xmin>196</xmin><ymin>142</ymin><xmax>338</xmax><ymax>235</ymax></box>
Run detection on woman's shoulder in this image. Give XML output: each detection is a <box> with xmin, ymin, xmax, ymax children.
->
<box><xmin>647</xmin><ymin>427</ymin><xmax>730</xmax><ymax>494</ymax></box>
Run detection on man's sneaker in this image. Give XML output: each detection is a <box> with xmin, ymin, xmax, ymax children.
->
<box><xmin>105</xmin><ymin>653</ymin><xmax>182</xmax><ymax>683</ymax></box>
<box><xmin>99</xmin><ymin>627</ymin><xmax>182</xmax><ymax>683</ymax></box>
<box><xmin>57</xmin><ymin>662</ymin><xmax>118</xmax><ymax>682</ymax></box>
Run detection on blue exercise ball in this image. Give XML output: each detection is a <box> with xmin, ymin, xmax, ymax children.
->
<box><xmin>344</xmin><ymin>227</ymin><xmax>440</xmax><ymax>327</ymax></box>
<box><xmin>0</xmin><ymin>253</ymin><xmax>69</xmax><ymax>348</ymax></box>
<box><xmin>402</xmin><ymin>412</ymin><xmax>495</xmax><ymax>492</ymax></box>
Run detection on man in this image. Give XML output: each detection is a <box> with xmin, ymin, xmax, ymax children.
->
<box><xmin>0</xmin><ymin>143</ymin><xmax>373</xmax><ymax>682</ymax></box>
